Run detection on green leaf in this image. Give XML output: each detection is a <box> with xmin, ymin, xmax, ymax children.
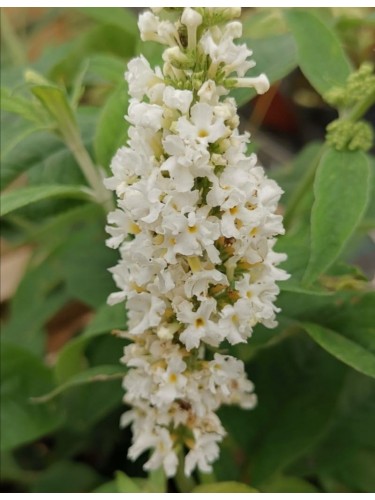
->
<box><xmin>1</xmin><ymin>185</ymin><xmax>89</xmax><ymax>216</ymax></box>
<box><xmin>85</xmin><ymin>54</ymin><xmax>124</xmax><ymax>84</ymax></box>
<box><xmin>93</xmin><ymin>480</ymin><xmax>118</xmax><ymax>493</ymax></box>
<box><xmin>1</xmin><ymin>123</ymin><xmax>59</xmax><ymax>189</ymax></box>
<box><xmin>325</xmin><ymin>292</ymin><xmax>375</xmax><ymax>352</ymax></box>
<box><xmin>115</xmin><ymin>471</ymin><xmax>142</xmax><ymax>493</ymax></box>
<box><xmin>0</xmin><ymin>342</ymin><xmax>63</xmax><ymax>451</ymax></box>
<box><xmin>83</xmin><ymin>302</ymin><xmax>126</xmax><ymax>338</ymax></box>
<box><xmin>30</xmin><ymin>83</ymin><xmax>77</xmax><ymax>137</ymax></box>
<box><xmin>193</xmin><ymin>482</ymin><xmax>258</xmax><ymax>493</ymax></box>
<box><xmin>60</xmin><ymin>378</ymin><xmax>123</xmax><ymax>432</ymax></box>
<box><xmin>32</xmin><ymin>365</ymin><xmax>126</xmax><ymax>403</ymax></box>
<box><xmin>145</xmin><ymin>468</ymin><xmax>167</xmax><ymax>493</ymax></box>
<box><xmin>303</xmin><ymin>323</ymin><xmax>375</xmax><ymax>378</ymax></box>
<box><xmin>79</xmin><ymin>7</ymin><xmax>138</xmax><ymax>37</ymax></box>
<box><xmin>284</xmin><ymin>10</ymin><xmax>352</xmax><ymax>95</ymax></box>
<box><xmin>1</xmin><ymin>87</ymin><xmax>48</xmax><ymax>125</ymax></box>
<box><xmin>94</xmin><ymin>82</ymin><xmax>128</xmax><ymax>169</ymax></box>
<box><xmin>220</xmin><ymin>336</ymin><xmax>346</xmax><ymax>486</ymax></box>
<box><xmin>233</xmin><ymin>34</ymin><xmax>298</xmax><ymax>107</ymax></box>
<box><xmin>306</xmin><ymin>371</ymin><xmax>375</xmax><ymax>491</ymax></box>
<box><xmin>303</xmin><ymin>149</ymin><xmax>371</xmax><ymax>284</ymax></box>
<box><xmin>31</xmin><ymin>460</ymin><xmax>103</xmax><ymax>493</ymax></box>
<box><xmin>1</xmin><ymin>253</ymin><xmax>69</xmax><ymax>356</ymax></box>
<box><xmin>55</xmin><ymin>302</ymin><xmax>126</xmax><ymax>383</ymax></box>
<box><xmin>261</xmin><ymin>475</ymin><xmax>319</xmax><ymax>493</ymax></box>
<box><xmin>60</xmin><ymin>223</ymin><xmax>117</xmax><ymax>308</ymax></box>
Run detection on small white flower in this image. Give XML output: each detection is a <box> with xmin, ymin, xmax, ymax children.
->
<box><xmin>125</xmin><ymin>55</ymin><xmax>160</xmax><ymax>99</ymax></box>
<box><xmin>163</xmin><ymin>86</ymin><xmax>193</xmax><ymax>114</ymax></box>
<box><xmin>127</xmin><ymin>292</ymin><xmax>166</xmax><ymax>334</ymax></box>
<box><xmin>184</xmin><ymin>430</ymin><xmax>222</xmax><ymax>476</ymax></box>
<box><xmin>184</xmin><ymin>269</ymin><xmax>228</xmax><ymax>299</ymax></box>
<box><xmin>177</xmin><ymin>299</ymin><xmax>218</xmax><ymax>350</ymax></box>
<box><xmin>127</xmin><ymin>99</ymin><xmax>164</xmax><ymax>132</ymax></box>
<box><xmin>177</xmin><ymin>102</ymin><xmax>227</xmax><ymax>145</ymax></box>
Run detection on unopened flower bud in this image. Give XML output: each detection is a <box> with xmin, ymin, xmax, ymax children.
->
<box><xmin>181</xmin><ymin>7</ymin><xmax>202</xmax><ymax>28</ymax></box>
<box><xmin>235</xmin><ymin>74</ymin><xmax>270</xmax><ymax>94</ymax></box>
<box><xmin>181</xmin><ymin>8</ymin><xmax>202</xmax><ymax>50</ymax></box>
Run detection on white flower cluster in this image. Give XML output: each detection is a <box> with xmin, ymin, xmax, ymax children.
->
<box><xmin>105</xmin><ymin>7</ymin><xmax>288</xmax><ymax>478</ymax></box>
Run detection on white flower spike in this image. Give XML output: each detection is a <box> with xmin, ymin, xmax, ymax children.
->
<box><xmin>105</xmin><ymin>7</ymin><xmax>289</xmax><ymax>478</ymax></box>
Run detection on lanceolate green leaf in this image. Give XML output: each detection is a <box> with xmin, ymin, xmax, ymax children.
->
<box><xmin>303</xmin><ymin>149</ymin><xmax>371</xmax><ymax>284</ymax></box>
<box><xmin>30</xmin><ymin>84</ymin><xmax>77</xmax><ymax>137</ymax></box>
<box><xmin>0</xmin><ymin>342</ymin><xmax>63</xmax><ymax>451</ymax></box>
<box><xmin>31</xmin><ymin>365</ymin><xmax>126</xmax><ymax>403</ymax></box>
<box><xmin>1</xmin><ymin>87</ymin><xmax>49</xmax><ymax>125</ymax></box>
<box><xmin>94</xmin><ymin>82</ymin><xmax>129</xmax><ymax>169</ymax></box>
<box><xmin>303</xmin><ymin>323</ymin><xmax>375</xmax><ymax>378</ymax></box>
<box><xmin>1</xmin><ymin>185</ymin><xmax>89</xmax><ymax>216</ymax></box>
<box><xmin>55</xmin><ymin>302</ymin><xmax>126</xmax><ymax>383</ymax></box>
<box><xmin>284</xmin><ymin>10</ymin><xmax>352</xmax><ymax>96</ymax></box>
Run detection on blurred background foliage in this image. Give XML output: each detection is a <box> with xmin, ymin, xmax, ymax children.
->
<box><xmin>0</xmin><ymin>6</ymin><xmax>374</xmax><ymax>493</ymax></box>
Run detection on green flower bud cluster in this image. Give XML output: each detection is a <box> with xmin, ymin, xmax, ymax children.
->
<box><xmin>326</xmin><ymin>119</ymin><xmax>373</xmax><ymax>152</ymax></box>
<box><xmin>324</xmin><ymin>62</ymin><xmax>375</xmax><ymax>108</ymax></box>
<box><xmin>324</xmin><ymin>63</ymin><xmax>374</xmax><ymax>152</ymax></box>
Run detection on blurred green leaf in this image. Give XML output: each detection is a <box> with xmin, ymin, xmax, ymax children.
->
<box><xmin>220</xmin><ymin>336</ymin><xmax>346</xmax><ymax>487</ymax></box>
<box><xmin>0</xmin><ymin>342</ymin><xmax>63</xmax><ymax>452</ymax></box>
<box><xmin>193</xmin><ymin>481</ymin><xmax>258</xmax><ymax>493</ymax></box>
<box><xmin>31</xmin><ymin>460</ymin><xmax>103</xmax><ymax>493</ymax></box>
<box><xmin>55</xmin><ymin>302</ymin><xmax>126</xmax><ymax>383</ymax></box>
<box><xmin>85</xmin><ymin>53</ymin><xmax>124</xmax><ymax>84</ymax></box>
<box><xmin>322</xmin><ymin>292</ymin><xmax>375</xmax><ymax>351</ymax></box>
<box><xmin>146</xmin><ymin>468</ymin><xmax>167</xmax><ymax>493</ymax></box>
<box><xmin>59</xmin><ymin>378</ymin><xmax>123</xmax><ymax>432</ymax></box>
<box><xmin>1</xmin><ymin>254</ymin><xmax>69</xmax><ymax>356</ymax></box>
<box><xmin>0</xmin><ymin>107</ymin><xmax>96</xmax><ymax>191</ymax></box>
<box><xmin>32</xmin><ymin>365</ymin><xmax>126</xmax><ymax>403</ymax></box>
<box><xmin>234</xmin><ymin>34</ymin><xmax>298</xmax><ymax>106</ymax></box>
<box><xmin>1</xmin><ymin>125</ymin><xmax>63</xmax><ymax>189</ymax></box>
<box><xmin>242</xmin><ymin>9</ymin><xmax>287</xmax><ymax>38</ymax></box>
<box><xmin>303</xmin><ymin>323</ymin><xmax>375</xmax><ymax>378</ymax></box>
<box><xmin>30</xmin><ymin>83</ymin><xmax>77</xmax><ymax>137</ymax></box>
<box><xmin>261</xmin><ymin>475</ymin><xmax>319</xmax><ymax>493</ymax></box>
<box><xmin>303</xmin><ymin>149</ymin><xmax>371</xmax><ymax>284</ymax></box>
<box><xmin>60</xmin><ymin>223</ymin><xmax>117</xmax><ymax>308</ymax></box>
<box><xmin>115</xmin><ymin>471</ymin><xmax>142</xmax><ymax>493</ymax></box>
<box><xmin>1</xmin><ymin>87</ymin><xmax>48</xmax><ymax>125</ymax></box>
<box><xmin>79</xmin><ymin>7</ymin><xmax>138</xmax><ymax>37</ymax></box>
<box><xmin>1</xmin><ymin>185</ymin><xmax>89</xmax><ymax>216</ymax></box>
<box><xmin>284</xmin><ymin>10</ymin><xmax>352</xmax><ymax>95</ymax></box>
<box><xmin>84</xmin><ymin>302</ymin><xmax>126</xmax><ymax>338</ymax></box>
<box><xmin>94</xmin><ymin>82</ymin><xmax>128</xmax><ymax>169</ymax></box>
<box><xmin>93</xmin><ymin>480</ymin><xmax>118</xmax><ymax>493</ymax></box>
<box><xmin>50</xmin><ymin>24</ymin><xmax>135</xmax><ymax>86</ymax></box>
<box><xmin>304</xmin><ymin>370</ymin><xmax>375</xmax><ymax>491</ymax></box>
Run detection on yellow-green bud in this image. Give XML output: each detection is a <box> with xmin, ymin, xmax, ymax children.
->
<box><xmin>326</xmin><ymin>119</ymin><xmax>374</xmax><ymax>152</ymax></box>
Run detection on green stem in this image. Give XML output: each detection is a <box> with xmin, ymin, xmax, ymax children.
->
<box><xmin>175</xmin><ymin>449</ymin><xmax>196</xmax><ymax>493</ymax></box>
<box><xmin>65</xmin><ymin>133</ymin><xmax>114</xmax><ymax>212</ymax></box>
<box><xmin>349</xmin><ymin>88</ymin><xmax>375</xmax><ymax>122</ymax></box>
<box><xmin>283</xmin><ymin>145</ymin><xmax>326</xmax><ymax>230</ymax></box>
<box><xmin>0</xmin><ymin>10</ymin><xmax>26</xmax><ymax>66</ymax></box>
